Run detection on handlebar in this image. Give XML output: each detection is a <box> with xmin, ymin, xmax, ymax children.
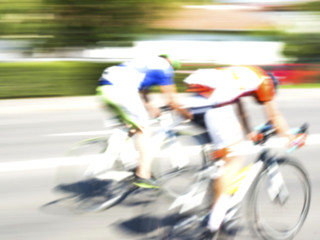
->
<box><xmin>296</xmin><ymin>123</ymin><xmax>309</xmax><ymax>134</ymax></box>
<box><xmin>253</xmin><ymin>121</ymin><xmax>277</xmax><ymax>145</ymax></box>
<box><xmin>254</xmin><ymin>122</ymin><xmax>309</xmax><ymax>151</ymax></box>
<box><xmin>150</xmin><ymin>105</ymin><xmax>190</xmax><ymax>131</ymax></box>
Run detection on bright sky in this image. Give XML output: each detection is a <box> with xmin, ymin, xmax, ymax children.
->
<box><xmin>83</xmin><ymin>40</ymin><xmax>286</xmax><ymax>65</ymax></box>
<box><xmin>218</xmin><ymin>0</ymin><xmax>311</xmax><ymax>4</ymax></box>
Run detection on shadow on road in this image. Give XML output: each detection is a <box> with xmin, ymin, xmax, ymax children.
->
<box><xmin>40</xmin><ymin>179</ymin><xmax>237</xmax><ymax>240</ymax></box>
<box><xmin>41</xmin><ymin>178</ymin><xmax>158</xmax><ymax>214</ymax></box>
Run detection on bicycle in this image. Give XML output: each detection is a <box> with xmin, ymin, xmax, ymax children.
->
<box><xmin>54</xmin><ymin>106</ymin><xmax>206</xmax><ymax>212</ymax></box>
<box><xmin>157</xmin><ymin>122</ymin><xmax>311</xmax><ymax>240</ymax></box>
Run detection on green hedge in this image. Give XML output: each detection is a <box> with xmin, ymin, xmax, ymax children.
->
<box><xmin>0</xmin><ymin>61</ymin><xmax>205</xmax><ymax>99</ymax></box>
<box><xmin>0</xmin><ymin>61</ymin><xmax>111</xmax><ymax>99</ymax></box>
<box><xmin>1</xmin><ymin>61</ymin><xmax>318</xmax><ymax>99</ymax></box>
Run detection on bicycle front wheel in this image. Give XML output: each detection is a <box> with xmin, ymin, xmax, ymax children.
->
<box><xmin>55</xmin><ymin>136</ymin><xmax>137</xmax><ymax>212</ymax></box>
<box><xmin>56</xmin><ymin>137</ymin><xmax>113</xmax><ymax>185</ymax></box>
<box><xmin>247</xmin><ymin>157</ymin><xmax>311</xmax><ymax>240</ymax></box>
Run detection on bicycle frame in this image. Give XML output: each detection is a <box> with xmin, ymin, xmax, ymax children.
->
<box><xmin>224</xmin><ymin>148</ymin><xmax>286</xmax><ymax>222</ymax></box>
<box><xmin>169</xmin><ymin>143</ymin><xmax>290</xmax><ymax>218</ymax></box>
<box><xmin>153</xmin><ymin>123</ymin><xmax>310</xmax><ymax>240</ymax></box>
<box><xmin>216</xmin><ymin>124</ymin><xmax>308</xmax><ymax>220</ymax></box>
<box><xmin>85</xmin><ymin>110</ymin><xmax>188</xmax><ymax>179</ymax></box>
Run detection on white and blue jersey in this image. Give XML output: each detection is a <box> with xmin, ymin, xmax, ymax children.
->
<box><xmin>98</xmin><ymin>56</ymin><xmax>175</xmax><ymax>91</ymax></box>
<box><xmin>96</xmin><ymin>56</ymin><xmax>176</xmax><ymax>128</ymax></box>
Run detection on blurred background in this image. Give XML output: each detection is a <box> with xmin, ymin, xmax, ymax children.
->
<box><xmin>1</xmin><ymin>2</ymin><xmax>320</xmax><ymax>240</ymax></box>
<box><xmin>0</xmin><ymin>0</ymin><xmax>320</xmax><ymax>98</ymax></box>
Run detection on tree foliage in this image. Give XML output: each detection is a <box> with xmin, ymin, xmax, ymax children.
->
<box><xmin>0</xmin><ymin>0</ymin><xmax>209</xmax><ymax>50</ymax></box>
<box><xmin>283</xmin><ymin>33</ymin><xmax>320</xmax><ymax>63</ymax></box>
<box><xmin>281</xmin><ymin>2</ymin><xmax>320</xmax><ymax>63</ymax></box>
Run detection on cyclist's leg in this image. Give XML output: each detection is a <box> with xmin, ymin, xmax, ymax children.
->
<box><xmin>204</xmin><ymin>105</ymin><xmax>245</xmax><ymax>233</ymax></box>
<box><xmin>97</xmin><ymin>85</ymin><xmax>157</xmax><ymax>187</ymax></box>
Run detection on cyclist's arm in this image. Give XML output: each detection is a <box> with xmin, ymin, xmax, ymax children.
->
<box><xmin>159</xmin><ymin>84</ymin><xmax>193</xmax><ymax>120</ymax></box>
<box><xmin>140</xmin><ymin>88</ymin><xmax>149</xmax><ymax>103</ymax></box>
<box><xmin>263</xmin><ymin>99</ymin><xmax>293</xmax><ymax>140</ymax></box>
<box><xmin>236</xmin><ymin>99</ymin><xmax>261</xmax><ymax>141</ymax></box>
<box><xmin>140</xmin><ymin>88</ymin><xmax>161</xmax><ymax>118</ymax></box>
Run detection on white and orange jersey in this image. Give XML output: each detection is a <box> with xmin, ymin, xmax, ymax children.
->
<box><xmin>183</xmin><ymin>66</ymin><xmax>276</xmax><ymax>107</ymax></box>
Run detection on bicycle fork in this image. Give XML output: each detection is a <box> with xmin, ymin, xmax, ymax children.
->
<box><xmin>266</xmin><ymin>158</ymin><xmax>290</xmax><ymax>205</ymax></box>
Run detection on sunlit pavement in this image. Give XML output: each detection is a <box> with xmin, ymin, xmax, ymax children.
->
<box><xmin>1</xmin><ymin>88</ymin><xmax>320</xmax><ymax>240</ymax></box>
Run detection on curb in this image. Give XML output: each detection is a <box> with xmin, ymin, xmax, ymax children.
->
<box><xmin>0</xmin><ymin>89</ymin><xmax>319</xmax><ymax>115</ymax></box>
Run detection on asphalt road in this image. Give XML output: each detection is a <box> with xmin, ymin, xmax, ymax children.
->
<box><xmin>0</xmin><ymin>89</ymin><xmax>320</xmax><ymax>240</ymax></box>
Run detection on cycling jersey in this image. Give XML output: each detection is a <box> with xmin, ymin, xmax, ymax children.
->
<box><xmin>184</xmin><ymin>66</ymin><xmax>276</xmax><ymax>108</ymax></box>
<box><xmin>99</xmin><ymin>56</ymin><xmax>175</xmax><ymax>90</ymax></box>
<box><xmin>183</xmin><ymin>66</ymin><xmax>276</xmax><ymax>150</ymax></box>
<box><xmin>97</xmin><ymin>56</ymin><xmax>175</xmax><ymax>129</ymax></box>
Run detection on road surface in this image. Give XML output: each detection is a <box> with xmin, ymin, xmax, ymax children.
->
<box><xmin>0</xmin><ymin>89</ymin><xmax>319</xmax><ymax>240</ymax></box>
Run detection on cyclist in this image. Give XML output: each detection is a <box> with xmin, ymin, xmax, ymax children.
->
<box><xmin>96</xmin><ymin>54</ymin><xmax>192</xmax><ymax>189</ymax></box>
<box><xmin>182</xmin><ymin>65</ymin><xmax>294</xmax><ymax>238</ymax></box>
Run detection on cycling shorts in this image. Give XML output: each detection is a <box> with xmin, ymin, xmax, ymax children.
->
<box><xmin>96</xmin><ymin>85</ymin><xmax>150</xmax><ymax>130</ymax></box>
<box><xmin>204</xmin><ymin>105</ymin><xmax>243</xmax><ymax>150</ymax></box>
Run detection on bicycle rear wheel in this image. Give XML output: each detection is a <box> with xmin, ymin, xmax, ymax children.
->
<box><xmin>247</xmin><ymin>157</ymin><xmax>311</xmax><ymax>240</ymax></box>
<box><xmin>55</xmin><ymin>136</ymin><xmax>137</xmax><ymax>212</ymax></box>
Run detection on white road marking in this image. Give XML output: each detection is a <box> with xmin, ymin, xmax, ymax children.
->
<box><xmin>45</xmin><ymin>125</ymin><xmax>191</xmax><ymax>137</ymax></box>
<box><xmin>0</xmin><ymin>156</ymin><xmax>88</xmax><ymax>173</ymax></box>
<box><xmin>1</xmin><ymin>134</ymin><xmax>320</xmax><ymax>173</ymax></box>
<box><xmin>47</xmin><ymin>130</ymin><xmax>113</xmax><ymax>137</ymax></box>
